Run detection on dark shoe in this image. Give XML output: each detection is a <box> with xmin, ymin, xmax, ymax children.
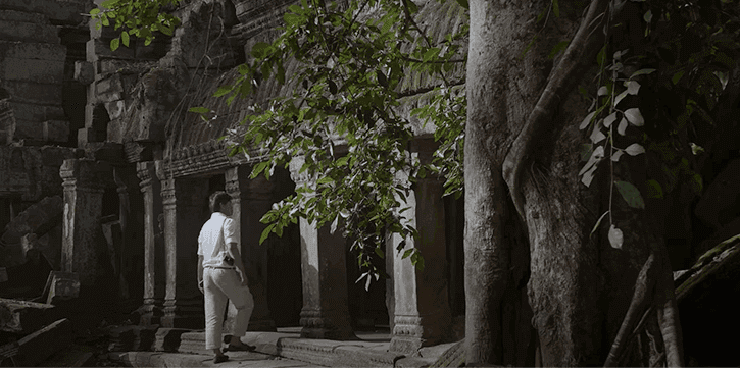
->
<box><xmin>213</xmin><ymin>354</ymin><xmax>229</xmax><ymax>364</ymax></box>
<box><xmin>225</xmin><ymin>344</ymin><xmax>256</xmax><ymax>352</ymax></box>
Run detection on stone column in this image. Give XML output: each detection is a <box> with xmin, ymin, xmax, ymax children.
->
<box><xmin>389</xmin><ymin>139</ymin><xmax>453</xmax><ymax>354</ymax></box>
<box><xmin>137</xmin><ymin>161</ymin><xmax>165</xmax><ymax>325</ymax></box>
<box><xmin>113</xmin><ymin>165</ymin><xmax>145</xmax><ymax>307</ymax></box>
<box><xmin>159</xmin><ymin>169</ymin><xmax>209</xmax><ymax>328</ymax></box>
<box><xmin>60</xmin><ymin>159</ymin><xmax>107</xmax><ymax>286</ymax></box>
<box><xmin>224</xmin><ymin>165</ymin><xmax>277</xmax><ymax>331</ymax></box>
<box><xmin>289</xmin><ymin>157</ymin><xmax>355</xmax><ymax>339</ymax></box>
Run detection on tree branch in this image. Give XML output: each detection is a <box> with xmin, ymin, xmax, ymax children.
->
<box><xmin>502</xmin><ymin>0</ymin><xmax>612</xmax><ymax>224</ymax></box>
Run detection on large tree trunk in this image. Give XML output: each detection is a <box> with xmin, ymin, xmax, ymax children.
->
<box><xmin>466</xmin><ymin>0</ymin><xmax>684</xmax><ymax>366</ymax></box>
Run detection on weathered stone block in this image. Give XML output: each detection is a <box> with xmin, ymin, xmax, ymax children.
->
<box><xmin>74</xmin><ymin>61</ymin><xmax>95</xmax><ymax>85</ymax></box>
<box><xmin>0</xmin><ymin>195</ymin><xmax>63</xmax><ymax>245</ymax></box>
<box><xmin>153</xmin><ymin>328</ymin><xmax>190</xmax><ymax>352</ymax></box>
<box><xmin>5</xmin><ymin>101</ymin><xmax>65</xmax><ymax>123</ymax></box>
<box><xmin>0</xmin><ymin>58</ymin><xmax>64</xmax><ymax>84</ymax></box>
<box><xmin>13</xmin><ymin>318</ymin><xmax>72</xmax><ymax>367</ymax></box>
<box><xmin>95</xmin><ymin>74</ymin><xmax>124</xmax><ymax>102</ymax></box>
<box><xmin>0</xmin><ymin>40</ymin><xmax>66</xmax><ymax>61</ymax></box>
<box><xmin>104</xmin><ymin>100</ymin><xmax>126</xmax><ymax>120</ymax></box>
<box><xmin>77</xmin><ymin>127</ymin><xmax>96</xmax><ymax>145</ymax></box>
<box><xmin>87</xmin><ymin>38</ymin><xmax>136</xmax><ymax>62</ymax></box>
<box><xmin>0</xmin><ymin>19</ymin><xmax>58</xmax><ymax>43</ymax></box>
<box><xmin>1</xmin><ymin>80</ymin><xmax>62</xmax><ymax>106</ymax></box>
<box><xmin>0</xmin><ymin>298</ymin><xmax>60</xmax><ymax>335</ymax></box>
<box><xmin>43</xmin><ymin>120</ymin><xmax>69</xmax><ymax>143</ymax></box>
<box><xmin>43</xmin><ymin>271</ymin><xmax>80</xmax><ymax>304</ymax></box>
<box><xmin>0</xmin><ymin>0</ymin><xmax>87</xmax><ymax>25</ymax></box>
<box><xmin>10</xmin><ymin>119</ymin><xmax>44</xmax><ymax>141</ymax></box>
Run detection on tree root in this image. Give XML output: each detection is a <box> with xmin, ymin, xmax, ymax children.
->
<box><xmin>604</xmin><ymin>252</ymin><xmax>657</xmax><ymax>367</ymax></box>
<box><xmin>502</xmin><ymin>0</ymin><xmax>611</xmax><ymax>223</ymax></box>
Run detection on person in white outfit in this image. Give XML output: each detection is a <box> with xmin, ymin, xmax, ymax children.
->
<box><xmin>197</xmin><ymin>191</ymin><xmax>255</xmax><ymax>364</ymax></box>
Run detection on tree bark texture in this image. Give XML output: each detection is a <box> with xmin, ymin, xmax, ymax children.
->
<box><xmin>465</xmin><ymin>0</ymin><xmax>561</xmax><ymax>364</ymax></box>
<box><xmin>467</xmin><ymin>0</ymin><xmax>684</xmax><ymax>366</ymax></box>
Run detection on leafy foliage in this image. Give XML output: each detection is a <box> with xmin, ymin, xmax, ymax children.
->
<box><xmin>90</xmin><ymin>0</ymin><xmax>181</xmax><ymax>50</ymax></box>
<box><xmin>580</xmin><ymin>0</ymin><xmax>740</xmax><ymax>246</ymax></box>
<box><xmin>194</xmin><ymin>0</ymin><xmax>469</xmax><ymax>285</ymax></box>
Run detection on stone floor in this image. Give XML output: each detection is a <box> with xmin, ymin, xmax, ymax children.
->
<box><xmin>109</xmin><ymin>327</ymin><xmax>456</xmax><ymax>368</ymax></box>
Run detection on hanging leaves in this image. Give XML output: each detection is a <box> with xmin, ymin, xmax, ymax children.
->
<box><xmin>617</xmin><ymin>117</ymin><xmax>629</xmax><ymax>135</ymax></box>
<box><xmin>608</xmin><ymin>224</ymin><xmax>624</xmax><ymax>249</ymax></box>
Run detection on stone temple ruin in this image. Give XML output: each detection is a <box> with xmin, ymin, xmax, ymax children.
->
<box><xmin>2</xmin><ymin>0</ymin><xmax>740</xmax><ymax>366</ymax></box>
<box><xmin>1</xmin><ymin>0</ymin><xmax>469</xmax><ymax>363</ymax></box>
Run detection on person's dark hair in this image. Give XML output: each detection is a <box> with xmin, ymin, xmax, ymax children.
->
<box><xmin>209</xmin><ymin>191</ymin><xmax>231</xmax><ymax>213</ymax></box>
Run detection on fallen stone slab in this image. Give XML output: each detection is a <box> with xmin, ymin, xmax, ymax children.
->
<box><xmin>13</xmin><ymin>318</ymin><xmax>72</xmax><ymax>367</ymax></box>
<box><xmin>1</xmin><ymin>195</ymin><xmax>62</xmax><ymax>246</ymax></box>
<box><xmin>0</xmin><ymin>298</ymin><xmax>59</xmax><ymax>334</ymax></box>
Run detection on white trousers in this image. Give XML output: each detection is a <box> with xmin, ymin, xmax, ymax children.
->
<box><xmin>203</xmin><ymin>267</ymin><xmax>254</xmax><ymax>350</ymax></box>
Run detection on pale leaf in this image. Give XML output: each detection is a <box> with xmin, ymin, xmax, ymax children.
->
<box><xmin>614</xmin><ymin>89</ymin><xmax>629</xmax><ymax>106</ymax></box>
<box><xmin>626</xmin><ymin>81</ymin><xmax>640</xmax><ymax>95</ymax></box>
<box><xmin>579</xmin><ymin>146</ymin><xmax>604</xmax><ymax>176</ymax></box>
<box><xmin>579</xmin><ymin>111</ymin><xmax>596</xmax><ymax>129</ymax></box>
<box><xmin>581</xmin><ymin>164</ymin><xmax>598</xmax><ymax>188</ymax></box>
<box><xmin>618</xmin><ymin>117</ymin><xmax>628</xmax><ymax>135</ymax></box>
<box><xmin>625</xmin><ymin>108</ymin><xmax>644</xmax><ymax>126</ymax></box>
<box><xmin>630</xmin><ymin>68</ymin><xmax>655</xmax><ymax>78</ymax></box>
<box><xmin>603</xmin><ymin>112</ymin><xmax>617</xmax><ymax>127</ymax></box>
<box><xmin>598</xmin><ymin>86</ymin><xmax>608</xmax><ymax>96</ymax></box>
<box><xmin>590</xmin><ymin>126</ymin><xmax>606</xmax><ymax>144</ymax></box>
<box><xmin>625</xmin><ymin>143</ymin><xmax>645</xmax><ymax>156</ymax></box>
<box><xmin>608</xmin><ymin>224</ymin><xmax>624</xmax><ymax>249</ymax></box>
<box><xmin>611</xmin><ymin>150</ymin><xmax>624</xmax><ymax>162</ymax></box>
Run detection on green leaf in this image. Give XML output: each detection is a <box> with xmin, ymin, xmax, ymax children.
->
<box><xmin>110</xmin><ymin>37</ymin><xmax>120</xmax><ymax>51</ymax></box>
<box><xmin>375</xmin><ymin>246</ymin><xmax>385</xmax><ymax>259</ymax></box>
<box><xmin>90</xmin><ymin>8</ymin><xmax>101</xmax><ymax>15</ymax></box>
<box><xmin>590</xmin><ymin>211</ymin><xmax>609</xmax><ymax>237</ymax></box>
<box><xmin>614</xmin><ymin>180</ymin><xmax>645</xmax><ymax>209</ymax></box>
<box><xmin>548</xmin><ymin>41</ymin><xmax>569</xmax><ymax>59</ymax></box>
<box><xmin>402</xmin><ymin>249</ymin><xmax>413</xmax><ymax>259</ymax></box>
<box><xmin>672</xmin><ymin>71</ymin><xmax>685</xmax><ymax>85</ymax></box>
<box><xmin>552</xmin><ymin>0</ymin><xmax>559</xmax><ymax>17</ymax></box>
<box><xmin>188</xmin><ymin>106</ymin><xmax>210</xmax><ymax>114</ymax></box>
<box><xmin>259</xmin><ymin>223</ymin><xmax>275</xmax><ymax>244</ymax></box>
<box><xmin>284</xmin><ymin>12</ymin><xmax>302</xmax><ymax>25</ymax></box>
<box><xmin>121</xmin><ymin>31</ymin><xmax>130</xmax><ymax>47</ymax></box>
<box><xmin>251</xmin><ymin>42</ymin><xmax>270</xmax><ymax>59</ymax></box>
<box><xmin>213</xmin><ymin>85</ymin><xmax>234</xmax><ymax>97</ymax></box>
<box><xmin>646</xmin><ymin>179</ymin><xmax>663</xmax><ymax>199</ymax></box>
<box><xmin>423</xmin><ymin>48</ymin><xmax>440</xmax><ymax>62</ymax></box>
<box><xmin>455</xmin><ymin>0</ymin><xmax>468</xmax><ymax>9</ymax></box>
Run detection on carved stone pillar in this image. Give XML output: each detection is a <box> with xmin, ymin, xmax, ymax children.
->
<box><xmin>289</xmin><ymin>157</ymin><xmax>355</xmax><ymax>339</ymax></box>
<box><xmin>389</xmin><ymin>139</ymin><xmax>453</xmax><ymax>354</ymax></box>
<box><xmin>137</xmin><ymin>161</ymin><xmax>165</xmax><ymax>325</ymax></box>
<box><xmin>159</xmin><ymin>170</ymin><xmax>209</xmax><ymax>328</ymax></box>
<box><xmin>60</xmin><ymin>159</ymin><xmax>107</xmax><ymax>286</ymax></box>
<box><xmin>224</xmin><ymin>165</ymin><xmax>276</xmax><ymax>331</ymax></box>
